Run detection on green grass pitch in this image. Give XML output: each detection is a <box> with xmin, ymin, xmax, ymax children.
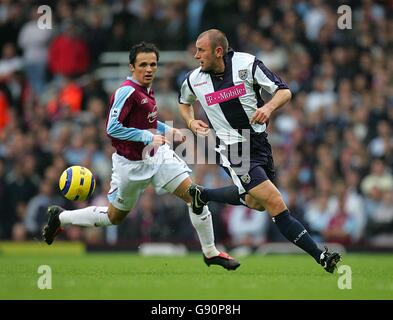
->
<box><xmin>1</xmin><ymin>251</ymin><xmax>393</xmax><ymax>299</ymax></box>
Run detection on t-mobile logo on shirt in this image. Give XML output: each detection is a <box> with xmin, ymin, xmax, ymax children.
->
<box><xmin>205</xmin><ymin>83</ymin><xmax>246</xmax><ymax>106</ymax></box>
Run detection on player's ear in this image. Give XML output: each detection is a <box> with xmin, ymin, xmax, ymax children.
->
<box><xmin>216</xmin><ymin>46</ymin><xmax>223</xmax><ymax>58</ymax></box>
<box><xmin>129</xmin><ymin>63</ymin><xmax>135</xmax><ymax>73</ymax></box>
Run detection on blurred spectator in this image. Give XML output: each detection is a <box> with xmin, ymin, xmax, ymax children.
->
<box><xmin>24</xmin><ymin>179</ymin><xmax>64</xmax><ymax>238</ymax></box>
<box><xmin>256</xmin><ymin>38</ymin><xmax>288</xmax><ymax>72</ymax></box>
<box><xmin>160</xmin><ymin>2</ymin><xmax>187</xmax><ymax>50</ymax></box>
<box><xmin>0</xmin><ymin>42</ymin><xmax>23</xmax><ymax>79</ymax></box>
<box><xmin>0</xmin><ymin>43</ymin><xmax>25</xmax><ymax>114</ymax></box>
<box><xmin>187</xmin><ymin>0</ymin><xmax>208</xmax><ymax>42</ymax></box>
<box><xmin>361</xmin><ymin>159</ymin><xmax>393</xmax><ymax>196</ymax></box>
<box><xmin>2</xmin><ymin>155</ymin><xmax>39</xmax><ymax>238</ymax></box>
<box><xmin>303</xmin><ymin>0</ymin><xmax>328</xmax><ymax>41</ymax></box>
<box><xmin>322</xmin><ymin>184</ymin><xmax>360</xmax><ymax>246</ymax></box>
<box><xmin>107</xmin><ymin>21</ymin><xmax>130</xmax><ymax>52</ymax></box>
<box><xmin>12</xmin><ymin>222</ymin><xmax>27</xmax><ymax>241</ymax></box>
<box><xmin>47</xmin><ymin>77</ymin><xmax>83</xmax><ymax>118</ymax></box>
<box><xmin>18</xmin><ymin>5</ymin><xmax>52</xmax><ymax>95</ymax></box>
<box><xmin>366</xmin><ymin>191</ymin><xmax>393</xmax><ymax>246</ymax></box>
<box><xmin>48</xmin><ymin>20</ymin><xmax>90</xmax><ymax>78</ymax></box>
<box><xmin>85</xmin><ymin>9</ymin><xmax>110</xmax><ymax>68</ymax></box>
<box><xmin>0</xmin><ymin>2</ymin><xmax>25</xmax><ymax>51</ymax></box>
<box><xmin>304</xmin><ymin>76</ymin><xmax>336</xmax><ymax>114</ymax></box>
<box><xmin>127</xmin><ymin>1</ymin><xmax>165</xmax><ymax>48</ymax></box>
<box><xmin>0</xmin><ymin>89</ymin><xmax>10</xmax><ymax>131</ymax></box>
<box><xmin>0</xmin><ymin>157</ymin><xmax>6</xmax><ymax>238</ymax></box>
<box><xmin>368</xmin><ymin>120</ymin><xmax>393</xmax><ymax>159</ymax></box>
<box><xmin>327</xmin><ymin>182</ymin><xmax>366</xmax><ymax>242</ymax></box>
<box><xmin>227</xmin><ymin>206</ymin><xmax>268</xmax><ymax>249</ymax></box>
<box><xmin>304</xmin><ymin>193</ymin><xmax>334</xmax><ymax>242</ymax></box>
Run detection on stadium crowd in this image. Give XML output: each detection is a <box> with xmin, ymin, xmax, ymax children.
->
<box><xmin>0</xmin><ymin>0</ymin><xmax>392</xmax><ymax>251</ymax></box>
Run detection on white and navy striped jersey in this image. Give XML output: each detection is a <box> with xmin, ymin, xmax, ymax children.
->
<box><xmin>179</xmin><ymin>49</ymin><xmax>288</xmax><ymax>145</ymax></box>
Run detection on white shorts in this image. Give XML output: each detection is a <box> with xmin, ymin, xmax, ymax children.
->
<box><xmin>107</xmin><ymin>144</ymin><xmax>192</xmax><ymax>211</ymax></box>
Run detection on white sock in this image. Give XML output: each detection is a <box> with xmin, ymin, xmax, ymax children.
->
<box><xmin>59</xmin><ymin>206</ymin><xmax>112</xmax><ymax>227</ymax></box>
<box><xmin>188</xmin><ymin>205</ymin><xmax>220</xmax><ymax>258</ymax></box>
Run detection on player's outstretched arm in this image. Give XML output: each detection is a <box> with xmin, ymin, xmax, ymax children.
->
<box><xmin>151</xmin><ymin>134</ymin><xmax>170</xmax><ymax>146</ymax></box>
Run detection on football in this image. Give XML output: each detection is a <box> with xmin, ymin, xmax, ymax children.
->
<box><xmin>59</xmin><ymin>166</ymin><xmax>96</xmax><ymax>201</ymax></box>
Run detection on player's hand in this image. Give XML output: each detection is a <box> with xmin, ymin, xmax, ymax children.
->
<box><xmin>168</xmin><ymin>128</ymin><xmax>186</xmax><ymax>143</ymax></box>
<box><xmin>250</xmin><ymin>105</ymin><xmax>273</xmax><ymax>125</ymax></box>
<box><xmin>189</xmin><ymin>119</ymin><xmax>210</xmax><ymax>137</ymax></box>
<box><xmin>151</xmin><ymin>134</ymin><xmax>169</xmax><ymax>146</ymax></box>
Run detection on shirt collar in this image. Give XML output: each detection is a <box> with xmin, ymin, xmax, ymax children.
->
<box><xmin>127</xmin><ymin>76</ymin><xmax>151</xmax><ymax>94</ymax></box>
<box><xmin>200</xmin><ymin>48</ymin><xmax>234</xmax><ymax>76</ymax></box>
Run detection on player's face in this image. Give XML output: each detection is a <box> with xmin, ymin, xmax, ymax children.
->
<box><xmin>195</xmin><ymin>36</ymin><xmax>217</xmax><ymax>72</ymax></box>
<box><xmin>130</xmin><ymin>52</ymin><xmax>158</xmax><ymax>87</ymax></box>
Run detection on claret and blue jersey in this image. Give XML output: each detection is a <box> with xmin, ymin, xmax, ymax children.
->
<box><xmin>106</xmin><ymin>77</ymin><xmax>170</xmax><ymax>161</ymax></box>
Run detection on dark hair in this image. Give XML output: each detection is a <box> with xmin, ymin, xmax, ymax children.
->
<box><xmin>129</xmin><ymin>42</ymin><xmax>159</xmax><ymax>65</ymax></box>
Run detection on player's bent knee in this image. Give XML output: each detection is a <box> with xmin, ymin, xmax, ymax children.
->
<box><xmin>245</xmin><ymin>195</ymin><xmax>265</xmax><ymax>211</ymax></box>
<box><xmin>250</xmin><ymin>203</ymin><xmax>266</xmax><ymax>211</ymax></box>
<box><xmin>248</xmin><ymin>181</ymin><xmax>286</xmax><ymax>215</ymax></box>
<box><xmin>108</xmin><ymin>205</ymin><xmax>129</xmax><ymax>225</ymax></box>
<box><xmin>264</xmin><ymin>193</ymin><xmax>286</xmax><ymax>215</ymax></box>
<box><xmin>108</xmin><ymin>216</ymin><xmax>123</xmax><ymax>225</ymax></box>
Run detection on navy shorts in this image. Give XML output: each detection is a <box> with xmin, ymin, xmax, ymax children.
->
<box><xmin>217</xmin><ymin>132</ymin><xmax>276</xmax><ymax>193</ymax></box>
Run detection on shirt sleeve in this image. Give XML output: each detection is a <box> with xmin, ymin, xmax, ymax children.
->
<box><xmin>178</xmin><ymin>72</ymin><xmax>197</xmax><ymax>105</ymax></box>
<box><xmin>252</xmin><ymin>58</ymin><xmax>289</xmax><ymax>96</ymax></box>
<box><xmin>157</xmin><ymin>121</ymin><xmax>171</xmax><ymax>134</ymax></box>
<box><xmin>106</xmin><ymin>86</ymin><xmax>154</xmax><ymax>144</ymax></box>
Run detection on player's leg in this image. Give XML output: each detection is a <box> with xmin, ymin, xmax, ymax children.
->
<box><xmin>244</xmin><ymin>194</ymin><xmax>265</xmax><ymax>211</ymax></box>
<box><xmin>170</xmin><ymin>176</ymin><xmax>240</xmax><ymax>271</ymax></box>
<box><xmin>247</xmin><ymin>178</ymin><xmax>341</xmax><ymax>272</ymax></box>
<box><xmin>187</xmin><ymin>147</ymin><xmax>263</xmax><ymax>209</ymax></box>
<box><xmin>188</xmin><ymin>183</ymin><xmax>266</xmax><ymax>210</ymax></box>
<box><xmin>151</xmin><ymin>146</ymin><xmax>240</xmax><ymax>270</ymax></box>
<box><xmin>42</xmin><ymin>204</ymin><xmax>113</xmax><ymax>245</ymax></box>
<box><xmin>188</xmin><ymin>184</ymin><xmax>244</xmax><ymax>207</ymax></box>
<box><xmin>247</xmin><ymin>173</ymin><xmax>319</xmax><ymax>257</ymax></box>
<box><xmin>42</xmin><ymin>181</ymin><xmax>146</xmax><ymax>245</ymax></box>
<box><xmin>42</xmin><ymin>154</ymin><xmax>148</xmax><ymax>244</ymax></box>
<box><xmin>171</xmin><ymin>177</ymin><xmax>219</xmax><ymax>257</ymax></box>
<box><xmin>189</xmin><ymin>162</ymin><xmax>340</xmax><ymax>272</ymax></box>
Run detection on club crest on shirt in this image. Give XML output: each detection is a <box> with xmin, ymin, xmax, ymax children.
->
<box><xmin>241</xmin><ymin>174</ymin><xmax>251</xmax><ymax>184</ymax></box>
<box><xmin>238</xmin><ymin>69</ymin><xmax>248</xmax><ymax>80</ymax></box>
<box><xmin>147</xmin><ymin>105</ymin><xmax>158</xmax><ymax>123</ymax></box>
<box><xmin>111</xmin><ymin>109</ymin><xmax>118</xmax><ymax>117</ymax></box>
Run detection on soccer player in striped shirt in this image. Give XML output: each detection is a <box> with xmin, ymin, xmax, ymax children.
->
<box><xmin>178</xmin><ymin>29</ymin><xmax>341</xmax><ymax>273</ymax></box>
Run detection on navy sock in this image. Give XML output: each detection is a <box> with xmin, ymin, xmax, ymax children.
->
<box><xmin>273</xmin><ymin>210</ymin><xmax>322</xmax><ymax>263</ymax></box>
<box><xmin>202</xmin><ymin>185</ymin><xmax>243</xmax><ymax>206</ymax></box>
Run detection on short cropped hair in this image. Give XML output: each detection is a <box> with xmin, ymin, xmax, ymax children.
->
<box><xmin>129</xmin><ymin>42</ymin><xmax>159</xmax><ymax>65</ymax></box>
<box><xmin>199</xmin><ymin>29</ymin><xmax>229</xmax><ymax>54</ymax></box>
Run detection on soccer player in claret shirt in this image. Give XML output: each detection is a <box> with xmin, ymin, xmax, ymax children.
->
<box><xmin>42</xmin><ymin>42</ymin><xmax>240</xmax><ymax>271</ymax></box>
<box><xmin>178</xmin><ymin>29</ymin><xmax>341</xmax><ymax>273</ymax></box>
